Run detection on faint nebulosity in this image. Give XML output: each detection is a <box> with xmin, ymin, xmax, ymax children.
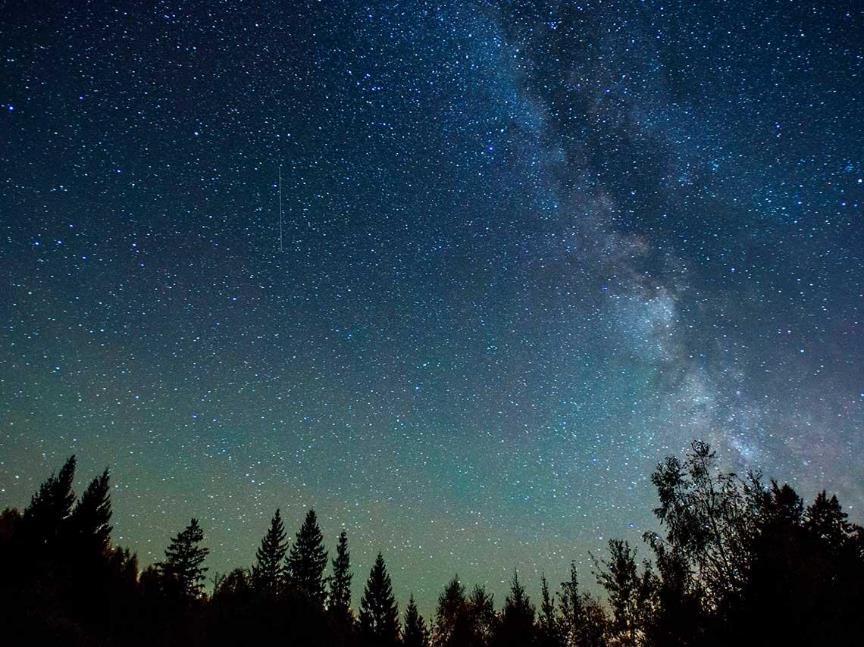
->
<box><xmin>1</xmin><ymin>0</ymin><xmax>862</xmax><ymax>609</ymax></box>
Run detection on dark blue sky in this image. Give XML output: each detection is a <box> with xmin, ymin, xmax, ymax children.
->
<box><xmin>1</xmin><ymin>0</ymin><xmax>862</xmax><ymax>610</ymax></box>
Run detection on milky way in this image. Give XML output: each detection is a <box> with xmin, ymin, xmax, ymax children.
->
<box><xmin>1</xmin><ymin>1</ymin><xmax>863</xmax><ymax>610</ymax></box>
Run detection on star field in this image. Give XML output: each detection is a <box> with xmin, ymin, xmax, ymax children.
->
<box><xmin>1</xmin><ymin>0</ymin><xmax>863</xmax><ymax>611</ymax></box>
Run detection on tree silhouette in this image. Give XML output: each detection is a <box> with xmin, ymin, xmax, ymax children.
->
<box><xmin>0</xmin><ymin>506</ymin><xmax>21</xmax><ymax>546</ymax></box>
<box><xmin>435</xmin><ymin>576</ymin><xmax>470</xmax><ymax>647</ymax></box>
<box><xmin>286</xmin><ymin>508</ymin><xmax>328</xmax><ymax>607</ymax></box>
<box><xmin>359</xmin><ymin>552</ymin><xmax>400</xmax><ymax>646</ymax></box>
<box><xmin>538</xmin><ymin>576</ymin><xmax>560</xmax><ymax>647</ymax></box>
<box><xmin>557</xmin><ymin>563</ymin><xmax>608</xmax><ymax>647</ymax></box>
<box><xmin>21</xmin><ymin>454</ymin><xmax>76</xmax><ymax>551</ymax></box>
<box><xmin>329</xmin><ymin>529</ymin><xmax>352</xmax><ymax>621</ymax></box>
<box><xmin>595</xmin><ymin>540</ymin><xmax>654</xmax><ymax>646</ymax></box>
<box><xmin>158</xmin><ymin>518</ymin><xmax>209</xmax><ymax>601</ymax></box>
<box><xmin>69</xmin><ymin>468</ymin><xmax>112</xmax><ymax>558</ymax></box>
<box><xmin>558</xmin><ymin>562</ymin><xmax>583</xmax><ymax>646</ymax></box>
<box><xmin>641</xmin><ymin>536</ymin><xmax>702</xmax><ymax>647</ymax></box>
<box><xmin>649</xmin><ymin>441</ymin><xmax>761</xmax><ymax>609</ymax></box>
<box><xmin>805</xmin><ymin>490</ymin><xmax>853</xmax><ymax>550</ymax></box>
<box><xmin>402</xmin><ymin>594</ymin><xmax>430</xmax><ymax>647</ymax></box>
<box><xmin>493</xmin><ymin>571</ymin><xmax>536</xmax><ymax>647</ymax></box>
<box><xmin>2</xmin><ymin>443</ymin><xmax>864</xmax><ymax>647</ymax></box>
<box><xmin>252</xmin><ymin>509</ymin><xmax>287</xmax><ymax>596</ymax></box>
<box><xmin>468</xmin><ymin>585</ymin><xmax>497</xmax><ymax>647</ymax></box>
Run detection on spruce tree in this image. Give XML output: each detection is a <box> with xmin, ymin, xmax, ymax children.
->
<box><xmin>538</xmin><ymin>575</ymin><xmax>560</xmax><ymax>647</ymax></box>
<box><xmin>558</xmin><ymin>562</ymin><xmax>584</xmax><ymax>645</ymax></box>
<box><xmin>468</xmin><ymin>585</ymin><xmax>497</xmax><ymax>646</ymax></box>
<box><xmin>403</xmin><ymin>594</ymin><xmax>430</xmax><ymax>647</ymax></box>
<box><xmin>252</xmin><ymin>508</ymin><xmax>287</xmax><ymax>596</ymax></box>
<box><xmin>69</xmin><ymin>468</ymin><xmax>112</xmax><ymax>557</ymax></box>
<box><xmin>359</xmin><ymin>552</ymin><xmax>400</xmax><ymax>645</ymax></box>
<box><xmin>22</xmin><ymin>455</ymin><xmax>76</xmax><ymax>550</ymax></box>
<box><xmin>805</xmin><ymin>491</ymin><xmax>852</xmax><ymax>550</ymax></box>
<box><xmin>494</xmin><ymin>571</ymin><xmax>536</xmax><ymax>647</ymax></box>
<box><xmin>436</xmin><ymin>576</ymin><xmax>468</xmax><ymax>647</ymax></box>
<box><xmin>329</xmin><ymin>529</ymin><xmax>352</xmax><ymax>620</ymax></box>
<box><xmin>286</xmin><ymin>508</ymin><xmax>328</xmax><ymax>606</ymax></box>
<box><xmin>158</xmin><ymin>518</ymin><xmax>209</xmax><ymax>601</ymax></box>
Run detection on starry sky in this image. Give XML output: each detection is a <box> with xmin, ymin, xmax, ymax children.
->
<box><xmin>1</xmin><ymin>0</ymin><xmax>863</xmax><ymax>611</ymax></box>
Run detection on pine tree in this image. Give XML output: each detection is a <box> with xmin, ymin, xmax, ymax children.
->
<box><xmin>538</xmin><ymin>575</ymin><xmax>560</xmax><ymax>646</ymax></box>
<box><xmin>403</xmin><ymin>594</ymin><xmax>430</xmax><ymax>647</ymax></box>
<box><xmin>436</xmin><ymin>576</ymin><xmax>468</xmax><ymax>647</ymax></box>
<box><xmin>494</xmin><ymin>571</ymin><xmax>536</xmax><ymax>647</ymax></box>
<box><xmin>359</xmin><ymin>552</ymin><xmax>400</xmax><ymax>645</ymax></box>
<box><xmin>805</xmin><ymin>491</ymin><xmax>852</xmax><ymax>550</ymax></box>
<box><xmin>22</xmin><ymin>455</ymin><xmax>76</xmax><ymax>550</ymax></box>
<box><xmin>158</xmin><ymin>518</ymin><xmax>209</xmax><ymax>601</ymax></box>
<box><xmin>558</xmin><ymin>562</ymin><xmax>585</xmax><ymax>645</ymax></box>
<box><xmin>286</xmin><ymin>508</ymin><xmax>328</xmax><ymax>606</ymax></box>
<box><xmin>468</xmin><ymin>585</ymin><xmax>497</xmax><ymax>646</ymax></box>
<box><xmin>329</xmin><ymin>529</ymin><xmax>352</xmax><ymax>620</ymax></box>
<box><xmin>69</xmin><ymin>468</ymin><xmax>112</xmax><ymax>557</ymax></box>
<box><xmin>252</xmin><ymin>508</ymin><xmax>287</xmax><ymax>596</ymax></box>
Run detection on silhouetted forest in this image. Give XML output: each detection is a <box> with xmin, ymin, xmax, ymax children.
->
<box><xmin>2</xmin><ymin>441</ymin><xmax>862</xmax><ymax>646</ymax></box>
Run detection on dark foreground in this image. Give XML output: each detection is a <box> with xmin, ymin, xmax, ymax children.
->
<box><xmin>2</xmin><ymin>440</ymin><xmax>863</xmax><ymax>647</ymax></box>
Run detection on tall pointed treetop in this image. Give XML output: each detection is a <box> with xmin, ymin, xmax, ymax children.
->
<box><xmin>286</xmin><ymin>508</ymin><xmax>328</xmax><ymax>606</ymax></box>
<box><xmin>159</xmin><ymin>518</ymin><xmax>209</xmax><ymax>601</ymax></box>
<box><xmin>359</xmin><ymin>552</ymin><xmax>400</xmax><ymax>645</ymax></box>
<box><xmin>69</xmin><ymin>468</ymin><xmax>112</xmax><ymax>556</ymax></box>
<box><xmin>329</xmin><ymin>529</ymin><xmax>352</xmax><ymax>619</ymax></box>
<box><xmin>252</xmin><ymin>508</ymin><xmax>287</xmax><ymax>596</ymax></box>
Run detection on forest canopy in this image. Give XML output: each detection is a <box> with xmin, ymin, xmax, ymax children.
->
<box><xmin>1</xmin><ymin>441</ymin><xmax>862</xmax><ymax>646</ymax></box>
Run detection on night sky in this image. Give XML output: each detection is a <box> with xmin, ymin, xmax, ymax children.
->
<box><xmin>2</xmin><ymin>0</ymin><xmax>863</xmax><ymax>611</ymax></box>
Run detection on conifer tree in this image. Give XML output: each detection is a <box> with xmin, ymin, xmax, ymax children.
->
<box><xmin>69</xmin><ymin>468</ymin><xmax>112</xmax><ymax>557</ymax></box>
<box><xmin>286</xmin><ymin>508</ymin><xmax>328</xmax><ymax>606</ymax></box>
<box><xmin>359</xmin><ymin>552</ymin><xmax>400</xmax><ymax>646</ymax></box>
<box><xmin>538</xmin><ymin>575</ymin><xmax>560</xmax><ymax>647</ymax></box>
<box><xmin>494</xmin><ymin>571</ymin><xmax>536</xmax><ymax>647</ymax></box>
<box><xmin>22</xmin><ymin>455</ymin><xmax>76</xmax><ymax>550</ymax></box>
<box><xmin>158</xmin><ymin>518</ymin><xmax>209</xmax><ymax>601</ymax></box>
<box><xmin>558</xmin><ymin>562</ymin><xmax>587</xmax><ymax>645</ymax></box>
<box><xmin>329</xmin><ymin>529</ymin><xmax>352</xmax><ymax>620</ymax></box>
<box><xmin>436</xmin><ymin>576</ymin><xmax>468</xmax><ymax>647</ymax></box>
<box><xmin>805</xmin><ymin>490</ymin><xmax>852</xmax><ymax>550</ymax></box>
<box><xmin>468</xmin><ymin>585</ymin><xmax>497</xmax><ymax>647</ymax></box>
<box><xmin>252</xmin><ymin>508</ymin><xmax>287</xmax><ymax>596</ymax></box>
<box><xmin>402</xmin><ymin>594</ymin><xmax>430</xmax><ymax>647</ymax></box>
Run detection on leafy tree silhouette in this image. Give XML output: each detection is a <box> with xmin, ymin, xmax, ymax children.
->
<box><xmin>648</xmin><ymin>441</ymin><xmax>761</xmax><ymax>611</ymax></box>
<box><xmin>641</xmin><ymin>535</ymin><xmax>702</xmax><ymax>646</ymax></box>
<box><xmin>251</xmin><ymin>509</ymin><xmax>287</xmax><ymax>596</ymax></box>
<box><xmin>594</xmin><ymin>540</ymin><xmax>655</xmax><ymax>647</ymax></box>
<box><xmin>359</xmin><ymin>552</ymin><xmax>400</xmax><ymax>646</ymax></box>
<box><xmin>286</xmin><ymin>508</ymin><xmax>328</xmax><ymax>607</ymax></box>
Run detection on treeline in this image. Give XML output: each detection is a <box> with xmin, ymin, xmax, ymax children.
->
<box><xmin>1</xmin><ymin>441</ymin><xmax>863</xmax><ymax>646</ymax></box>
